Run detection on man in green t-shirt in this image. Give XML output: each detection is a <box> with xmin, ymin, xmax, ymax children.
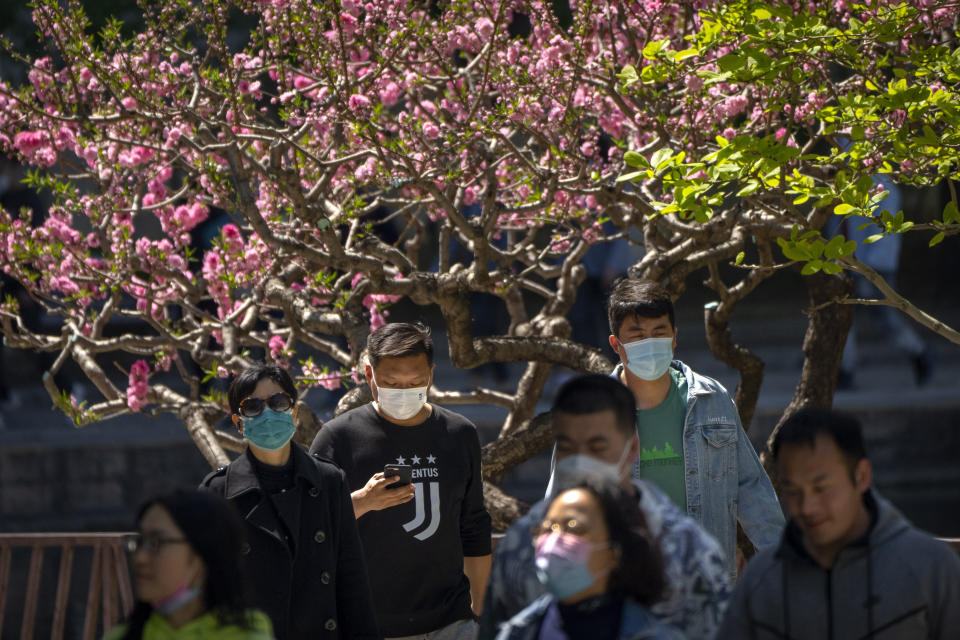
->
<box><xmin>606</xmin><ymin>277</ymin><xmax>783</xmax><ymax>574</ymax></box>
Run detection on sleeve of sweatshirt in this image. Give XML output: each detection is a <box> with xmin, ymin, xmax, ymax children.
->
<box><xmin>714</xmin><ymin>554</ymin><xmax>761</xmax><ymax>640</ymax></box>
<box><xmin>459</xmin><ymin>424</ymin><xmax>492</xmax><ymax>556</ymax></box>
<box><xmin>928</xmin><ymin>538</ymin><xmax>960</xmax><ymax>640</ymax></box>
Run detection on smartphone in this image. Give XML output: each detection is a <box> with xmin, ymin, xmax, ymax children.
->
<box><xmin>384</xmin><ymin>464</ymin><xmax>412</xmax><ymax>488</ymax></box>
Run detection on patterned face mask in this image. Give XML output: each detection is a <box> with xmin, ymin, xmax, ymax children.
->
<box><xmin>534</xmin><ymin>530</ymin><xmax>611</xmax><ymax>600</ymax></box>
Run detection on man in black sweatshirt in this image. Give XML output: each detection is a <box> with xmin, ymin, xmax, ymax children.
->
<box><xmin>717</xmin><ymin>408</ymin><xmax>960</xmax><ymax>639</ymax></box>
<box><xmin>311</xmin><ymin>322</ymin><xmax>492</xmax><ymax>640</ymax></box>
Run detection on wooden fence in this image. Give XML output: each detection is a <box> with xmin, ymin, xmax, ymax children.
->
<box><xmin>0</xmin><ymin>533</ymin><xmax>133</xmax><ymax>640</ymax></box>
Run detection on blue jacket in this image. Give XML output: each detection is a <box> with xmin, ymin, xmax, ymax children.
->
<box><xmin>493</xmin><ymin>595</ymin><xmax>681</xmax><ymax>640</ymax></box>
<box><xmin>480</xmin><ymin>479</ymin><xmax>730</xmax><ymax>639</ymax></box>
<box><xmin>613</xmin><ymin>360</ymin><xmax>784</xmax><ymax>572</ymax></box>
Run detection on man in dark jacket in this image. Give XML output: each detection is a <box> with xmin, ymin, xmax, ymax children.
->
<box><xmin>717</xmin><ymin>408</ymin><xmax>960</xmax><ymax>640</ymax></box>
<box><xmin>201</xmin><ymin>364</ymin><xmax>379</xmax><ymax>640</ymax></box>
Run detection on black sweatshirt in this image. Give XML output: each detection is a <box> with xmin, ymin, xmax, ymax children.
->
<box><xmin>310</xmin><ymin>403</ymin><xmax>492</xmax><ymax>637</ymax></box>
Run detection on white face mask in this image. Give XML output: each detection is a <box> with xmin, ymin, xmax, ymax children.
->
<box><xmin>545</xmin><ymin>435</ymin><xmax>637</xmax><ymax>498</ymax></box>
<box><xmin>372</xmin><ymin>373</ymin><xmax>429</xmax><ymax>420</ymax></box>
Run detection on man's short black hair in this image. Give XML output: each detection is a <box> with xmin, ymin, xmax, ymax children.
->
<box><xmin>367</xmin><ymin>322</ymin><xmax>434</xmax><ymax>367</ymax></box>
<box><xmin>771</xmin><ymin>407</ymin><xmax>867</xmax><ymax>474</ymax></box>
<box><xmin>606</xmin><ymin>278</ymin><xmax>676</xmax><ymax>337</ymax></box>
<box><xmin>551</xmin><ymin>374</ymin><xmax>636</xmax><ymax>436</ymax></box>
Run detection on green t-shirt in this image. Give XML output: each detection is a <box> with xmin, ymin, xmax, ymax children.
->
<box><xmin>635</xmin><ymin>367</ymin><xmax>688</xmax><ymax>509</ymax></box>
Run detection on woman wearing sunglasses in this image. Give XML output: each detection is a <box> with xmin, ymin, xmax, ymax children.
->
<box><xmin>103</xmin><ymin>490</ymin><xmax>273</xmax><ymax>639</ymax></box>
<box><xmin>200</xmin><ymin>364</ymin><xmax>379</xmax><ymax>640</ymax></box>
<box><xmin>494</xmin><ymin>475</ymin><xmax>679</xmax><ymax>640</ymax></box>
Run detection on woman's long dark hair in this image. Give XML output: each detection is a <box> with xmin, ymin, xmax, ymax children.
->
<box><xmin>569</xmin><ymin>474</ymin><xmax>667</xmax><ymax>606</ymax></box>
<box><xmin>121</xmin><ymin>490</ymin><xmax>253</xmax><ymax>639</ymax></box>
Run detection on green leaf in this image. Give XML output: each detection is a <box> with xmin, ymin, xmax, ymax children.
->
<box><xmin>801</xmin><ymin>260</ymin><xmax>823</xmax><ymax>275</ymax></box>
<box><xmin>824</xmin><ymin>235</ymin><xmax>846</xmax><ymax>259</ymax></box>
<box><xmin>736</xmin><ymin>180</ymin><xmax>760</xmax><ymax>196</ymax></box>
<box><xmin>623</xmin><ymin>151</ymin><xmax>650</xmax><ymax>168</ymax></box>
<box><xmin>616</xmin><ymin>171</ymin><xmax>646</xmax><ymax>183</ymax></box>
<box><xmin>851</xmin><ymin>125</ymin><xmax>865</xmax><ymax>140</ymax></box>
<box><xmin>752</xmin><ymin>7</ymin><xmax>772</xmax><ymax>20</ymax></box>
<box><xmin>715</xmin><ymin>135</ymin><xmax>729</xmax><ymax>148</ymax></box>
<box><xmin>718</xmin><ymin>54</ymin><xmax>745</xmax><ymax>73</ymax></box>
<box><xmin>675</xmin><ymin>48</ymin><xmax>699</xmax><ymax>61</ymax></box>
<box><xmin>864</xmin><ymin>233</ymin><xmax>884</xmax><ymax>244</ymax></box>
<box><xmin>834</xmin><ymin>203</ymin><xmax>855</xmax><ymax>215</ymax></box>
<box><xmin>617</xmin><ymin>65</ymin><xmax>639</xmax><ymax>86</ymax></box>
<box><xmin>735</xmin><ymin>251</ymin><xmax>745</xmax><ymax>265</ymax></box>
<box><xmin>943</xmin><ymin>201</ymin><xmax>959</xmax><ymax>224</ymax></box>
<box><xmin>650</xmin><ymin>148</ymin><xmax>673</xmax><ymax>170</ymax></box>
<box><xmin>929</xmin><ymin>232</ymin><xmax>946</xmax><ymax>247</ymax></box>
<box><xmin>821</xmin><ymin>261</ymin><xmax>843</xmax><ymax>274</ymax></box>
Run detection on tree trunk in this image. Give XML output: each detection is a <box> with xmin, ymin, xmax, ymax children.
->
<box><xmin>483</xmin><ymin>482</ymin><xmax>530</xmax><ymax>532</ymax></box>
<box><xmin>762</xmin><ymin>271</ymin><xmax>855</xmax><ymax>474</ymax></box>
<box><xmin>704</xmin><ymin>306</ymin><xmax>765</xmax><ymax>433</ymax></box>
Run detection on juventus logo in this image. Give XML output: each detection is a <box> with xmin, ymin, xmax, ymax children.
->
<box><xmin>402</xmin><ymin>482</ymin><xmax>441</xmax><ymax>540</ymax></box>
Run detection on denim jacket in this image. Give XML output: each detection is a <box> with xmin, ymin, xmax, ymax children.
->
<box><xmin>493</xmin><ymin>595</ymin><xmax>682</xmax><ymax>640</ymax></box>
<box><xmin>479</xmin><ymin>479</ymin><xmax>731</xmax><ymax>640</ymax></box>
<box><xmin>613</xmin><ymin>360</ymin><xmax>785</xmax><ymax>574</ymax></box>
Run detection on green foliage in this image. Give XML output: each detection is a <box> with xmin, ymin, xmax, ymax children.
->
<box><xmin>618</xmin><ymin>0</ymin><xmax>960</xmax><ymax>276</ymax></box>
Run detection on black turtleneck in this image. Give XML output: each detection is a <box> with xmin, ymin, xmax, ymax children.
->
<box><xmin>247</xmin><ymin>447</ymin><xmax>295</xmax><ymax>495</ymax></box>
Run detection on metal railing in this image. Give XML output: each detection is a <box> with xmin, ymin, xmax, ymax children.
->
<box><xmin>0</xmin><ymin>533</ymin><xmax>133</xmax><ymax>640</ymax></box>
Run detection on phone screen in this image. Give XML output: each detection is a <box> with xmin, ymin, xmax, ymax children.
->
<box><xmin>384</xmin><ymin>464</ymin><xmax>412</xmax><ymax>487</ymax></box>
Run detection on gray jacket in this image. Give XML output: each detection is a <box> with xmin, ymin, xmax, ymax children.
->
<box><xmin>717</xmin><ymin>489</ymin><xmax>960</xmax><ymax>640</ymax></box>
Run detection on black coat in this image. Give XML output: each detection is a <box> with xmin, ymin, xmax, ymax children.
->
<box><xmin>201</xmin><ymin>444</ymin><xmax>380</xmax><ymax>640</ymax></box>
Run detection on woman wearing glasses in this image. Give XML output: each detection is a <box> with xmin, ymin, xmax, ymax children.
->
<box><xmin>200</xmin><ymin>364</ymin><xmax>379</xmax><ymax>640</ymax></box>
<box><xmin>494</xmin><ymin>475</ymin><xmax>678</xmax><ymax>640</ymax></box>
<box><xmin>104</xmin><ymin>490</ymin><xmax>273</xmax><ymax>639</ymax></box>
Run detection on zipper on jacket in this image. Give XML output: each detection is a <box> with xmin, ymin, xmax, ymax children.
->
<box><xmin>826</xmin><ymin>567</ymin><xmax>833</xmax><ymax>640</ymax></box>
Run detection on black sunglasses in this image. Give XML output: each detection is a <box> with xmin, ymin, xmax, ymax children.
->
<box><xmin>238</xmin><ymin>392</ymin><xmax>295</xmax><ymax>418</ymax></box>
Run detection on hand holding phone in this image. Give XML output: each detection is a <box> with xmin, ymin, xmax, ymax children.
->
<box><xmin>384</xmin><ymin>463</ymin><xmax>413</xmax><ymax>488</ymax></box>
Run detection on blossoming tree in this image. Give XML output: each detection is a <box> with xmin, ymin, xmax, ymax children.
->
<box><xmin>2</xmin><ymin>0</ymin><xmax>959</xmax><ymax>524</ymax></box>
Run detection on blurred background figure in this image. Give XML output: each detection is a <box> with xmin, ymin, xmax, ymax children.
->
<box><xmin>493</xmin><ymin>475</ymin><xmax>678</xmax><ymax>640</ymax></box>
<box><xmin>104</xmin><ymin>489</ymin><xmax>274</xmax><ymax>639</ymax></box>
<box><xmin>830</xmin><ymin>175</ymin><xmax>931</xmax><ymax>389</ymax></box>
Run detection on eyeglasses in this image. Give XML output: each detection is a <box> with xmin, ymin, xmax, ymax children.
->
<box><xmin>532</xmin><ymin>518</ymin><xmax>591</xmax><ymax>539</ymax></box>
<box><xmin>123</xmin><ymin>533</ymin><xmax>189</xmax><ymax>555</ymax></box>
<box><xmin>238</xmin><ymin>392</ymin><xmax>295</xmax><ymax>418</ymax></box>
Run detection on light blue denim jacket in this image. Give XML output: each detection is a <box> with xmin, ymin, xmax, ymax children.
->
<box><xmin>613</xmin><ymin>360</ymin><xmax>785</xmax><ymax>574</ymax></box>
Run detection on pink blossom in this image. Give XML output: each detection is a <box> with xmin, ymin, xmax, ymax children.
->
<box><xmin>221</xmin><ymin>224</ymin><xmax>244</xmax><ymax>253</ymax></box>
<box><xmin>422</xmin><ymin>121</ymin><xmax>440</xmax><ymax>139</ymax></box>
<box><xmin>121</xmin><ymin>96</ymin><xmax>137</xmax><ymax>110</ymax></box>
<box><xmin>463</xmin><ymin>186</ymin><xmax>478</xmax><ymax>206</ymax></box>
<box><xmin>379</xmin><ymin>81</ymin><xmax>402</xmax><ymax>106</ymax></box>
<box><xmin>369</xmin><ymin>307</ymin><xmax>387</xmax><ymax>331</ymax></box>
<box><xmin>722</xmin><ymin>95</ymin><xmax>748</xmax><ymax>118</ymax></box>
<box><xmin>317</xmin><ymin>372</ymin><xmax>342</xmax><ymax>391</ymax></box>
<box><xmin>269</xmin><ymin>335</ymin><xmax>287</xmax><ymax>360</ymax></box>
<box><xmin>722</xmin><ymin>128</ymin><xmax>736</xmax><ymax>139</ymax></box>
<box><xmin>476</xmin><ymin>18</ymin><xmax>495</xmax><ymax>39</ymax></box>
<box><xmin>348</xmin><ymin>93</ymin><xmax>371</xmax><ymax>115</ymax></box>
<box><xmin>14</xmin><ymin>131</ymin><xmax>46</xmax><ymax>156</ymax></box>
<box><xmin>685</xmin><ymin>74</ymin><xmax>703</xmax><ymax>92</ymax></box>
<box><xmin>774</xmin><ymin>127</ymin><xmax>787</xmax><ymax>140</ymax></box>
<box><xmin>126</xmin><ymin>359</ymin><xmax>150</xmax><ymax>412</ymax></box>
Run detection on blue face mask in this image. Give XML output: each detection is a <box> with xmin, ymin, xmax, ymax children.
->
<box><xmin>242</xmin><ymin>409</ymin><xmax>296</xmax><ymax>450</ymax></box>
<box><xmin>621</xmin><ymin>337</ymin><xmax>674</xmax><ymax>381</ymax></box>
